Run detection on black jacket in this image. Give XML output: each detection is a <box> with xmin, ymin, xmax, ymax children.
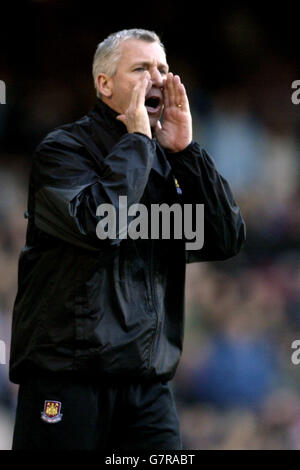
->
<box><xmin>9</xmin><ymin>98</ymin><xmax>246</xmax><ymax>384</ymax></box>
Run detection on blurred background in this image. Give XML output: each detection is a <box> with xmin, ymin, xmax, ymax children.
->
<box><xmin>0</xmin><ymin>0</ymin><xmax>300</xmax><ymax>450</ymax></box>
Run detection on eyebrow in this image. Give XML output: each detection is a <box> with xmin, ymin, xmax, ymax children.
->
<box><xmin>131</xmin><ymin>61</ymin><xmax>169</xmax><ymax>72</ymax></box>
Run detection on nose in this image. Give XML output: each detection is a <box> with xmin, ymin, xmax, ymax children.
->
<box><xmin>150</xmin><ymin>67</ymin><xmax>165</xmax><ymax>89</ymax></box>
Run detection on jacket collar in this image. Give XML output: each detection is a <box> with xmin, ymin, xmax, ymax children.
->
<box><xmin>89</xmin><ymin>97</ymin><xmax>127</xmax><ymax>139</ymax></box>
<box><xmin>89</xmin><ymin>97</ymin><xmax>172</xmax><ymax>181</ymax></box>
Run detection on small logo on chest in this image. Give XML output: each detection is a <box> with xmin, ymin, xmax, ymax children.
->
<box><xmin>41</xmin><ymin>400</ymin><xmax>63</xmax><ymax>423</ymax></box>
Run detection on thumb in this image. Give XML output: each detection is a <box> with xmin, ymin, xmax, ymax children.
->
<box><xmin>116</xmin><ymin>114</ymin><xmax>126</xmax><ymax>124</ymax></box>
<box><xmin>154</xmin><ymin>120</ymin><xmax>162</xmax><ymax>134</ymax></box>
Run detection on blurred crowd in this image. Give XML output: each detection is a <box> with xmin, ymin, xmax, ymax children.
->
<box><xmin>1</xmin><ymin>5</ymin><xmax>300</xmax><ymax>450</ymax></box>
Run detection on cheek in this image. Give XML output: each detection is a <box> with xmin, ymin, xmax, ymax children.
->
<box><xmin>112</xmin><ymin>75</ymin><xmax>143</xmax><ymax>111</ymax></box>
<box><xmin>117</xmin><ymin>81</ymin><xmax>135</xmax><ymax>102</ymax></box>
<box><xmin>126</xmin><ymin>78</ymin><xmax>139</xmax><ymax>95</ymax></box>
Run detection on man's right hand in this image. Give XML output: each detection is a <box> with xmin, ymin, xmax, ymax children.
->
<box><xmin>116</xmin><ymin>72</ymin><xmax>152</xmax><ymax>139</ymax></box>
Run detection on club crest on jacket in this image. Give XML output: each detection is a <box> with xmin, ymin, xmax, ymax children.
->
<box><xmin>41</xmin><ymin>400</ymin><xmax>63</xmax><ymax>423</ymax></box>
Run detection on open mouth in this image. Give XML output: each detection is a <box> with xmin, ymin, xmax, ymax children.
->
<box><xmin>145</xmin><ymin>96</ymin><xmax>162</xmax><ymax>114</ymax></box>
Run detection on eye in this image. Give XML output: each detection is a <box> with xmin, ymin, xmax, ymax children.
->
<box><xmin>134</xmin><ymin>67</ymin><xmax>145</xmax><ymax>72</ymax></box>
<box><xmin>159</xmin><ymin>69</ymin><xmax>167</xmax><ymax>75</ymax></box>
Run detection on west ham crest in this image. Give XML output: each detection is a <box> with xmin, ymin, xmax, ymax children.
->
<box><xmin>41</xmin><ymin>400</ymin><xmax>63</xmax><ymax>423</ymax></box>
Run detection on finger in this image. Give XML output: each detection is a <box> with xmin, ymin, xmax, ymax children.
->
<box><xmin>116</xmin><ymin>114</ymin><xmax>126</xmax><ymax>124</ymax></box>
<box><xmin>155</xmin><ymin>120</ymin><xmax>162</xmax><ymax>132</ymax></box>
<box><xmin>166</xmin><ymin>72</ymin><xmax>175</xmax><ymax>107</ymax></box>
<box><xmin>126</xmin><ymin>73</ymin><xmax>146</xmax><ymax>110</ymax></box>
<box><xmin>174</xmin><ymin>75</ymin><xmax>189</xmax><ymax>110</ymax></box>
<box><xmin>136</xmin><ymin>72</ymin><xmax>151</xmax><ymax>108</ymax></box>
<box><xmin>136</xmin><ymin>78</ymin><xmax>148</xmax><ymax>109</ymax></box>
<box><xmin>154</xmin><ymin>120</ymin><xmax>163</xmax><ymax>140</ymax></box>
<box><xmin>130</xmin><ymin>79</ymin><xmax>144</xmax><ymax>109</ymax></box>
<box><xmin>174</xmin><ymin>75</ymin><xmax>186</xmax><ymax>106</ymax></box>
<box><xmin>163</xmin><ymin>80</ymin><xmax>169</xmax><ymax>108</ymax></box>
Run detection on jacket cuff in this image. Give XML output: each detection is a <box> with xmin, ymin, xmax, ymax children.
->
<box><xmin>166</xmin><ymin>141</ymin><xmax>199</xmax><ymax>159</ymax></box>
<box><xmin>133</xmin><ymin>132</ymin><xmax>154</xmax><ymax>144</ymax></box>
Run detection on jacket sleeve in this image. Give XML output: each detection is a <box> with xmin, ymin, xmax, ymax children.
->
<box><xmin>166</xmin><ymin>141</ymin><xmax>246</xmax><ymax>263</ymax></box>
<box><xmin>32</xmin><ymin>130</ymin><xmax>156</xmax><ymax>251</ymax></box>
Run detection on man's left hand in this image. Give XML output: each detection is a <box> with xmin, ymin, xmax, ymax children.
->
<box><xmin>154</xmin><ymin>73</ymin><xmax>192</xmax><ymax>153</ymax></box>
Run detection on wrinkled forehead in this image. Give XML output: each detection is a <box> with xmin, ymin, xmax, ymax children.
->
<box><xmin>118</xmin><ymin>39</ymin><xmax>168</xmax><ymax>69</ymax></box>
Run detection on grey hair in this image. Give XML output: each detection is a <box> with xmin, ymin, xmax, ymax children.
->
<box><xmin>92</xmin><ymin>29</ymin><xmax>165</xmax><ymax>98</ymax></box>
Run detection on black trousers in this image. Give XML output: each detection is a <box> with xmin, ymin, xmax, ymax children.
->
<box><xmin>12</xmin><ymin>376</ymin><xmax>182</xmax><ymax>450</ymax></box>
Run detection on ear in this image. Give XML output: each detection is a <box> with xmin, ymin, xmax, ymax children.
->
<box><xmin>96</xmin><ymin>73</ymin><xmax>113</xmax><ymax>98</ymax></box>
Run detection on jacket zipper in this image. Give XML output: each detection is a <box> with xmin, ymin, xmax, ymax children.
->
<box><xmin>147</xmin><ymin>175</ymin><xmax>182</xmax><ymax>369</ymax></box>
<box><xmin>148</xmin><ymin>239</ymin><xmax>161</xmax><ymax>368</ymax></box>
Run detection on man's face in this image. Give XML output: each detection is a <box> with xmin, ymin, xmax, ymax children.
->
<box><xmin>103</xmin><ymin>39</ymin><xmax>169</xmax><ymax>128</ymax></box>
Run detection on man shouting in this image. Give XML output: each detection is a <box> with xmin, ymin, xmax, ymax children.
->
<box><xmin>10</xmin><ymin>29</ymin><xmax>246</xmax><ymax>450</ymax></box>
